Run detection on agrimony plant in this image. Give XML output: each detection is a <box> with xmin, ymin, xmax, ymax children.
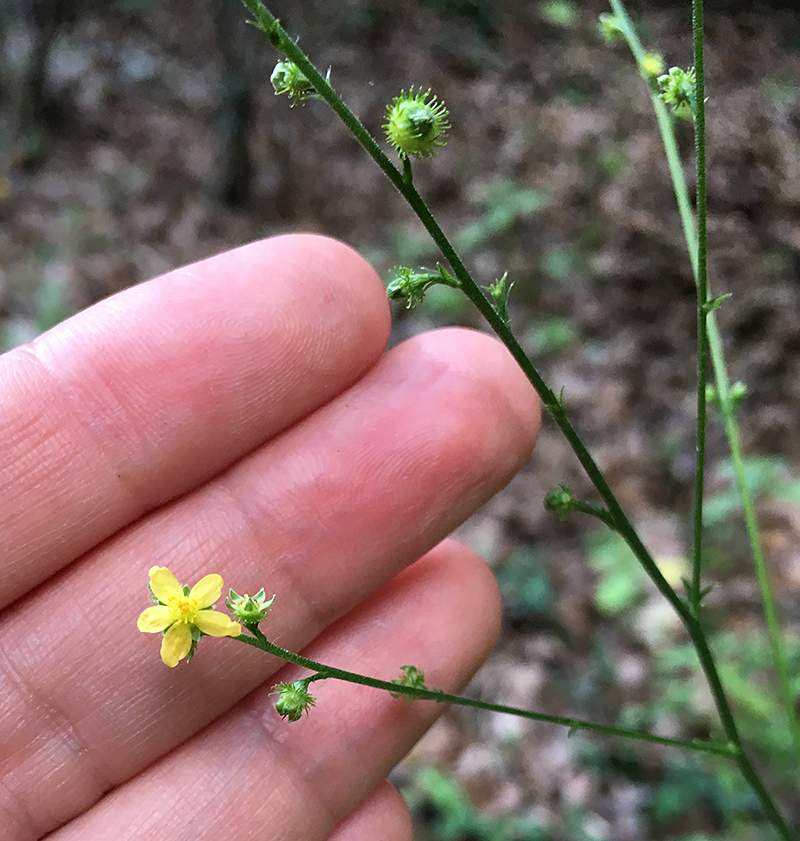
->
<box><xmin>136</xmin><ymin>1</ymin><xmax>799</xmax><ymax>837</ymax></box>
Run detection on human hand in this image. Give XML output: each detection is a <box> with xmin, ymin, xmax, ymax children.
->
<box><xmin>0</xmin><ymin>235</ymin><xmax>539</xmax><ymax>840</ymax></box>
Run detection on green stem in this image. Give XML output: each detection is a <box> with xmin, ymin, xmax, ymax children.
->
<box><xmin>570</xmin><ymin>499</ymin><xmax>617</xmax><ymax>530</ymax></box>
<box><xmin>713</xmin><ymin>325</ymin><xmax>800</xmax><ymax>763</ymax></box>
<box><xmin>243</xmin><ymin>0</ymin><xmax>688</xmax><ymax>622</ymax></box>
<box><xmin>234</xmin><ymin>628</ymin><xmax>735</xmax><ymax>757</ymax></box>
<box><xmin>610</xmin><ymin>0</ymin><xmax>799</xmax><ymax>829</ymax></box>
<box><xmin>244</xmin><ymin>2</ymin><xmax>795</xmax><ymax>834</ymax></box>
<box><xmin>607</xmin><ymin>0</ymin><xmax>698</xmax><ymax>273</ymax></box>
<box><xmin>683</xmin><ymin>614</ymin><xmax>794</xmax><ymax>839</ymax></box>
<box><xmin>613</xmin><ymin>0</ymin><xmax>800</xmax><ymax>768</ymax></box>
<box><xmin>402</xmin><ymin>154</ymin><xmax>414</xmax><ymax>185</ymax></box>
<box><xmin>690</xmin><ymin>0</ymin><xmax>709</xmax><ymax>616</ymax></box>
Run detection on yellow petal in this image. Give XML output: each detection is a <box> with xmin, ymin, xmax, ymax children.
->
<box><xmin>160</xmin><ymin>623</ymin><xmax>192</xmax><ymax>667</ymax></box>
<box><xmin>189</xmin><ymin>574</ymin><xmax>223</xmax><ymax>609</ymax></box>
<box><xmin>149</xmin><ymin>567</ymin><xmax>183</xmax><ymax>603</ymax></box>
<box><xmin>137</xmin><ymin>605</ymin><xmax>173</xmax><ymax>633</ymax></box>
<box><xmin>195</xmin><ymin>610</ymin><xmax>241</xmax><ymax>638</ymax></box>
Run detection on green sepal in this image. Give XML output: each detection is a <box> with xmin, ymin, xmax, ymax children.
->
<box><xmin>386</xmin><ymin>263</ymin><xmax>461</xmax><ymax>309</ymax></box>
<box><xmin>702</xmin><ymin>293</ymin><xmax>732</xmax><ymax>315</ymax></box>
<box><xmin>390</xmin><ymin>665</ymin><xmax>428</xmax><ymax>699</ymax></box>
<box><xmin>484</xmin><ymin>272</ymin><xmax>512</xmax><ymax>324</ymax></box>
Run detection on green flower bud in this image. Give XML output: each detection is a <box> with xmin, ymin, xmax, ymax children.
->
<box><xmin>386</xmin><ymin>264</ymin><xmax>460</xmax><ymax>309</ymax></box>
<box><xmin>597</xmin><ymin>13</ymin><xmax>623</xmax><ymax>45</ymax></box>
<box><xmin>730</xmin><ymin>380</ymin><xmax>748</xmax><ymax>407</ymax></box>
<box><xmin>272</xmin><ymin>680</ymin><xmax>316</xmax><ymax>722</ymax></box>
<box><xmin>226</xmin><ymin>588</ymin><xmax>276</xmax><ymax>625</ymax></box>
<box><xmin>390</xmin><ymin>664</ymin><xmax>428</xmax><ymax>699</ymax></box>
<box><xmin>384</xmin><ymin>87</ymin><xmax>450</xmax><ymax>159</ymax></box>
<box><xmin>485</xmin><ymin>272</ymin><xmax>512</xmax><ymax>324</ymax></box>
<box><xmin>544</xmin><ymin>484</ymin><xmax>577</xmax><ymax>519</ymax></box>
<box><xmin>707</xmin><ymin>381</ymin><xmax>747</xmax><ymax>413</ymax></box>
<box><xmin>271</xmin><ymin>60</ymin><xmax>330</xmax><ymax>106</ymax></box>
<box><xmin>657</xmin><ymin>66</ymin><xmax>697</xmax><ymax>121</ymax></box>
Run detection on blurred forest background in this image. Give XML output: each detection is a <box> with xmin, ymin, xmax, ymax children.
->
<box><xmin>2</xmin><ymin>0</ymin><xmax>800</xmax><ymax>838</ymax></box>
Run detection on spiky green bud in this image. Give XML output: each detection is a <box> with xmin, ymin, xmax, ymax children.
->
<box><xmin>384</xmin><ymin>87</ymin><xmax>450</xmax><ymax>159</ymax></box>
<box><xmin>544</xmin><ymin>484</ymin><xmax>577</xmax><ymax>519</ymax></box>
<box><xmin>270</xmin><ymin>60</ymin><xmax>330</xmax><ymax>106</ymax></box>
<box><xmin>272</xmin><ymin>680</ymin><xmax>316</xmax><ymax>722</ymax></box>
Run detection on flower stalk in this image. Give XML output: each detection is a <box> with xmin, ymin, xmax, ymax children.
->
<box><xmin>233</xmin><ymin>626</ymin><xmax>735</xmax><ymax>756</ymax></box>
<box><xmin>233</xmin><ymin>1</ymin><xmax>795</xmax><ymax>834</ymax></box>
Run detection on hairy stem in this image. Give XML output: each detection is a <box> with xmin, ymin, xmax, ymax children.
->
<box><xmin>243</xmin><ymin>1</ymin><xmax>795</xmax><ymax>834</ymax></box>
<box><xmin>612</xmin><ymin>0</ymin><xmax>800</xmax><ymax>782</ymax></box>
<box><xmin>608</xmin><ymin>1</ymin><xmax>797</xmax><ymax>831</ymax></box>
<box><xmin>234</xmin><ymin>628</ymin><xmax>735</xmax><ymax>757</ymax></box>
<box><xmin>690</xmin><ymin>0</ymin><xmax>709</xmax><ymax>617</ymax></box>
<box><xmin>243</xmin><ymin>0</ymin><xmax>685</xmax><ymax>619</ymax></box>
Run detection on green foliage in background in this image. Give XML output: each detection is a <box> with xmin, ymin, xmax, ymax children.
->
<box><xmin>704</xmin><ymin>456</ymin><xmax>800</xmax><ymax>528</ymax></box>
<box><xmin>587</xmin><ymin>531</ymin><xmax>649</xmax><ymax>616</ymax></box>
<box><xmin>521</xmin><ymin>316</ymin><xmax>577</xmax><ymax>357</ymax></box>
<box><xmin>606</xmin><ymin>629</ymin><xmax>800</xmax><ymax>836</ymax></box>
<box><xmin>377</xmin><ymin>177</ymin><xmax>549</xmax><ymax>269</ymax></box>
<box><xmin>453</xmin><ymin>180</ymin><xmax>549</xmax><ymax>255</ymax></box>
<box><xmin>496</xmin><ymin>545</ymin><xmax>556</xmax><ymax>625</ymax></box>
<box><xmin>403</xmin><ymin>766</ymin><xmax>550</xmax><ymax>841</ymax></box>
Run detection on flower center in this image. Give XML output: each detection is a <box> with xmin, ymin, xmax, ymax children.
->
<box><xmin>167</xmin><ymin>595</ymin><xmax>199</xmax><ymax>624</ymax></box>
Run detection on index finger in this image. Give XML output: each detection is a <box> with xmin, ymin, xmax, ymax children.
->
<box><xmin>0</xmin><ymin>235</ymin><xmax>390</xmax><ymax>608</ymax></box>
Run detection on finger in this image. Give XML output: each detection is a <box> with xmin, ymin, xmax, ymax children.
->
<box><xmin>0</xmin><ymin>234</ymin><xmax>390</xmax><ymax>608</ymax></box>
<box><xmin>326</xmin><ymin>781</ymin><xmax>412</xmax><ymax>841</ymax></box>
<box><xmin>1</xmin><ymin>327</ymin><xmax>539</xmax><ymax>839</ymax></box>
<box><xmin>48</xmin><ymin>540</ymin><xmax>499</xmax><ymax>841</ymax></box>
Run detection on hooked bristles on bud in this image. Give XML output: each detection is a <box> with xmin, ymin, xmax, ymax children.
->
<box><xmin>272</xmin><ymin>680</ymin><xmax>316</xmax><ymax>722</ymax></box>
<box><xmin>384</xmin><ymin>87</ymin><xmax>450</xmax><ymax>159</ymax></box>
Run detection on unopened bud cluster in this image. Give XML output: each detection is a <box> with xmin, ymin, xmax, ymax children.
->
<box><xmin>657</xmin><ymin>66</ymin><xmax>697</xmax><ymax>121</ymax></box>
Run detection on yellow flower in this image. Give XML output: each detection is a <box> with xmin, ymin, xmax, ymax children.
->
<box><xmin>137</xmin><ymin>566</ymin><xmax>241</xmax><ymax>667</ymax></box>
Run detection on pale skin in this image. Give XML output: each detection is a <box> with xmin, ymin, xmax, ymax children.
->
<box><xmin>0</xmin><ymin>235</ymin><xmax>541</xmax><ymax>841</ymax></box>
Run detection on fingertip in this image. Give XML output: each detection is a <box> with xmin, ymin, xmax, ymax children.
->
<box><xmin>379</xmin><ymin>328</ymin><xmax>541</xmax><ymax>511</ymax></box>
<box><xmin>253</xmin><ymin>234</ymin><xmax>392</xmax><ymax>350</ymax></box>
<box><xmin>327</xmin><ymin>780</ymin><xmax>412</xmax><ymax>841</ymax></box>
<box><xmin>0</xmin><ymin>232</ymin><xmax>393</xmax><ymax>610</ymax></box>
<box><xmin>414</xmin><ymin>537</ymin><xmax>504</xmax><ymax>665</ymax></box>
<box><xmin>415</xmin><ymin>327</ymin><xmax>542</xmax><ymax>465</ymax></box>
